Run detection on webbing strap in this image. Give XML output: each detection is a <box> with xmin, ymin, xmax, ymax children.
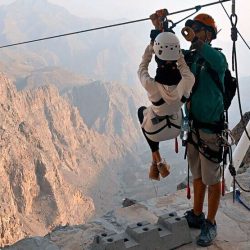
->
<box><xmin>144</xmin><ymin>117</ymin><xmax>181</xmax><ymax>135</ymax></box>
<box><xmin>151</xmin><ymin>98</ymin><xmax>165</xmax><ymax>106</ymax></box>
<box><xmin>188</xmin><ymin>130</ymin><xmax>223</xmax><ymax>163</ymax></box>
<box><xmin>192</xmin><ymin>118</ymin><xmax>225</xmax><ymax>133</ymax></box>
<box><xmin>151</xmin><ymin>95</ymin><xmax>187</xmax><ymax>106</ymax></box>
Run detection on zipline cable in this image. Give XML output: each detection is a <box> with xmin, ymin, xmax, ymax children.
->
<box><xmin>0</xmin><ymin>18</ymin><xmax>149</xmax><ymax>49</ymax></box>
<box><xmin>0</xmin><ymin>0</ymin><xmax>230</xmax><ymax>49</ymax></box>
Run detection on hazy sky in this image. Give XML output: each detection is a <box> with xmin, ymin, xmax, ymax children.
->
<box><xmin>1</xmin><ymin>0</ymin><xmax>249</xmax><ymax>41</ymax></box>
<box><xmin>49</xmin><ymin>0</ymin><xmax>250</xmax><ymax>41</ymax></box>
<box><xmin>0</xmin><ymin>0</ymin><xmax>249</xmax><ymax>123</ymax></box>
<box><xmin>1</xmin><ymin>0</ymin><xmax>249</xmax><ymax>75</ymax></box>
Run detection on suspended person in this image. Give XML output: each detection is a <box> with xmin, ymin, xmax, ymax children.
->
<box><xmin>179</xmin><ymin>14</ymin><xmax>228</xmax><ymax>247</ymax></box>
<box><xmin>137</xmin><ymin>10</ymin><xmax>195</xmax><ymax>181</ymax></box>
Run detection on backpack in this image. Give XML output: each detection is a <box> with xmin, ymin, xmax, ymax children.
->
<box><xmin>184</xmin><ymin>48</ymin><xmax>237</xmax><ymax>112</ymax></box>
<box><xmin>207</xmin><ymin>67</ymin><xmax>237</xmax><ymax>111</ymax></box>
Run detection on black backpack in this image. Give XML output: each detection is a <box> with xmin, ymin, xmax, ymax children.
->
<box><xmin>207</xmin><ymin>67</ymin><xmax>237</xmax><ymax>111</ymax></box>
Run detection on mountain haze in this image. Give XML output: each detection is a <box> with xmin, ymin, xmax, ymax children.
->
<box><xmin>0</xmin><ymin>0</ymin><xmax>147</xmax><ymax>86</ymax></box>
<box><xmin>0</xmin><ymin>73</ymin><xmax>146</xmax><ymax>246</ymax></box>
<box><xmin>1</xmin><ymin>1</ymin><xmax>249</xmax><ymax>248</ymax></box>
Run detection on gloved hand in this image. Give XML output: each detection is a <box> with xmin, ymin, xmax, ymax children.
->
<box><xmin>150</xmin><ymin>29</ymin><xmax>161</xmax><ymax>44</ymax></box>
<box><xmin>181</xmin><ymin>26</ymin><xmax>196</xmax><ymax>42</ymax></box>
<box><xmin>149</xmin><ymin>9</ymin><xmax>168</xmax><ymax>30</ymax></box>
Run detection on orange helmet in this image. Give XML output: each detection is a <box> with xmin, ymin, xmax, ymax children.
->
<box><xmin>185</xmin><ymin>13</ymin><xmax>217</xmax><ymax>39</ymax></box>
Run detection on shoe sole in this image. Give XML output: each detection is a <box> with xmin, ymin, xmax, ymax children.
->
<box><xmin>196</xmin><ymin>239</ymin><xmax>214</xmax><ymax>247</ymax></box>
<box><xmin>159</xmin><ymin>171</ymin><xmax>170</xmax><ymax>178</ymax></box>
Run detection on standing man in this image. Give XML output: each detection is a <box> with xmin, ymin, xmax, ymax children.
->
<box><xmin>150</xmin><ymin>11</ymin><xmax>227</xmax><ymax>246</ymax></box>
<box><xmin>181</xmin><ymin>14</ymin><xmax>227</xmax><ymax>247</ymax></box>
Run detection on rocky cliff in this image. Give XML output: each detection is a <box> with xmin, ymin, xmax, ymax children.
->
<box><xmin>0</xmin><ymin>73</ymin><xmax>143</xmax><ymax>247</ymax></box>
<box><xmin>3</xmin><ymin>168</ymin><xmax>250</xmax><ymax>250</ymax></box>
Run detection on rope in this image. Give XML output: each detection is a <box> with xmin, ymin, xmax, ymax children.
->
<box><xmin>235</xmin><ymin>179</ymin><xmax>250</xmax><ymax>193</ymax></box>
<box><xmin>228</xmin><ymin>145</ymin><xmax>250</xmax><ymax>193</ymax></box>
<box><xmin>233</xmin><ymin>45</ymin><xmax>250</xmax><ymax>141</ymax></box>
<box><xmin>151</xmin><ymin>179</ymin><xmax>159</xmax><ymax>198</ymax></box>
<box><xmin>0</xmin><ymin>0</ymin><xmax>230</xmax><ymax>49</ymax></box>
<box><xmin>219</xmin><ymin>0</ymin><xmax>250</xmax><ymax>142</ymax></box>
<box><xmin>0</xmin><ymin>18</ymin><xmax>149</xmax><ymax>49</ymax></box>
<box><xmin>220</xmin><ymin>0</ymin><xmax>250</xmax><ymax>194</ymax></box>
<box><xmin>219</xmin><ymin>0</ymin><xmax>250</xmax><ymax>50</ymax></box>
<box><xmin>235</xmin><ymin>190</ymin><xmax>250</xmax><ymax>210</ymax></box>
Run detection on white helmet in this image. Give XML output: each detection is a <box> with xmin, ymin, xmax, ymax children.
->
<box><xmin>153</xmin><ymin>32</ymin><xmax>181</xmax><ymax>61</ymax></box>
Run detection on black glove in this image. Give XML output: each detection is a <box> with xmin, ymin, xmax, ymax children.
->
<box><xmin>150</xmin><ymin>29</ymin><xmax>161</xmax><ymax>43</ymax></box>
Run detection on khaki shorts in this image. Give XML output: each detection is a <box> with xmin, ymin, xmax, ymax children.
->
<box><xmin>187</xmin><ymin>129</ymin><xmax>222</xmax><ymax>185</ymax></box>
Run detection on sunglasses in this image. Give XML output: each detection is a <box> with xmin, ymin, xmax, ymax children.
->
<box><xmin>191</xmin><ymin>23</ymin><xmax>206</xmax><ymax>33</ymax></box>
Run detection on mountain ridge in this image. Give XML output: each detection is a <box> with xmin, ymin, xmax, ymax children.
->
<box><xmin>0</xmin><ymin>0</ymin><xmax>147</xmax><ymax>85</ymax></box>
<box><xmin>0</xmin><ymin>72</ymin><xmax>145</xmax><ymax>246</ymax></box>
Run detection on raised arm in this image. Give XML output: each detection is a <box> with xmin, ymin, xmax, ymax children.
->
<box><xmin>137</xmin><ymin>44</ymin><xmax>155</xmax><ymax>92</ymax></box>
<box><xmin>176</xmin><ymin>54</ymin><xmax>195</xmax><ymax>100</ymax></box>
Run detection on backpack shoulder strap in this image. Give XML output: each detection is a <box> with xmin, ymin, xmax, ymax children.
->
<box><xmin>206</xmin><ymin>67</ymin><xmax>225</xmax><ymax>95</ymax></box>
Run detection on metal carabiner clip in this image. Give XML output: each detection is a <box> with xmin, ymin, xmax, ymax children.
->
<box><xmin>220</xmin><ymin>129</ymin><xmax>235</xmax><ymax>146</ymax></box>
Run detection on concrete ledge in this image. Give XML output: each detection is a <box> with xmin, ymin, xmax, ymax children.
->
<box><xmin>92</xmin><ymin>212</ymin><xmax>192</xmax><ymax>250</ymax></box>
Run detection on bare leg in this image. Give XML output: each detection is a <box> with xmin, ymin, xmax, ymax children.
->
<box><xmin>207</xmin><ymin>182</ymin><xmax>221</xmax><ymax>224</ymax></box>
<box><xmin>193</xmin><ymin>177</ymin><xmax>206</xmax><ymax>215</ymax></box>
<box><xmin>152</xmin><ymin>150</ymin><xmax>162</xmax><ymax>163</ymax></box>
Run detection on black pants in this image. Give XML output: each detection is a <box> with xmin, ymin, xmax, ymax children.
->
<box><xmin>137</xmin><ymin>106</ymin><xmax>159</xmax><ymax>152</ymax></box>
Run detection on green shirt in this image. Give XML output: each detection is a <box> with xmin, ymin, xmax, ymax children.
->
<box><xmin>183</xmin><ymin>43</ymin><xmax>228</xmax><ymax>132</ymax></box>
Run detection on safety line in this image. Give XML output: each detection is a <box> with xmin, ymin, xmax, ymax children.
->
<box><xmin>0</xmin><ymin>0</ymin><xmax>230</xmax><ymax>49</ymax></box>
<box><xmin>0</xmin><ymin>18</ymin><xmax>149</xmax><ymax>49</ymax></box>
<box><xmin>219</xmin><ymin>0</ymin><xmax>250</xmax><ymax>50</ymax></box>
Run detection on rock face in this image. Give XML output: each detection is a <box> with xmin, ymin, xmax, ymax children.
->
<box><xmin>64</xmin><ymin>81</ymin><xmax>143</xmax><ymax>142</ymax></box>
<box><xmin>0</xmin><ymin>0</ymin><xmax>146</xmax><ymax>85</ymax></box>
<box><xmin>0</xmin><ymin>73</ymin><xmax>144</xmax><ymax>247</ymax></box>
<box><xmin>0</xmin><ymin>73</ymin><xmax>96</xmax><ymax>246</ymax></box>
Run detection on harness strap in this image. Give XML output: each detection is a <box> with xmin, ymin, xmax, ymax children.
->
<box><xmin>144</xmin><ymin>116</ymin><xmax>181</xmax><ymax>135</ymax></box>
<box><xmin>151</xmin><ymin>98</ymin><xmax>165</xmax><ymax>106</ymax></box>
<box><xmin>151</xmin><ymin>95</ymin><xmax>187</xmax><ymax>107</ymax></box>
<box><xmin>192</xmin><ymin>118</ymin><xmax>225</xmax><ymax>134</ymax></box>
<box><xmin>188</xmin><ymin>129</ymin><xmax>223</xmax><ymax>163</ymax></box>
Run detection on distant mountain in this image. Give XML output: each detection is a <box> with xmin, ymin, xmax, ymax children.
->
<box><xmin>0</xmin><ymin>0</ymin><xmax>148</xmax><ymax>85</ymax></box>
<box><xmin>63</xmin><ymin>81</ymin><xmax>144</xmax><ymax>138</ymax></box>
<box><xmin>15</xmin><ymin>66</ymin><xmax>89</xmax><ymax>91</ymax></box>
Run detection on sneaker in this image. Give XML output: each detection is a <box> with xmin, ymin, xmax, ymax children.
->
<box><xmin>149</xmin><ymin>162</ymin><xmax>160</xmax><ymax>181</ymax></box>
<box><xmin>184</xmin><ymin>209</ymin><xmax>205</xmax><ymax>229</ymax></box>
<box><xmin>196</xmin><ymin>219</ymin><xmax>217</xmax><ymax>247</ymax></box>
<box><xmin>157</xmin><ymin>160</ymin><xmax>170</xmax><ymax>178</ymax></box>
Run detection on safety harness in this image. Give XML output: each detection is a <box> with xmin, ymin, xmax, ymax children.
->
<box><xmin>144</xmin><ymin>97</ymin><xmax>185</xmax><ymax>136</ymax></box>
<box><xmin>182</xmin><ymin>47</ymin><xmax>237</xmax><ymax>199</ymax></box>
<box><xmin>144</xmin><ymin>113</ymin><xmax>181</xmax><ymax>136</ymax></box>
<box><xmin>188</xmin><ymin>128</ymin><xmax>223</xmax><ymax>163</ymax></box>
